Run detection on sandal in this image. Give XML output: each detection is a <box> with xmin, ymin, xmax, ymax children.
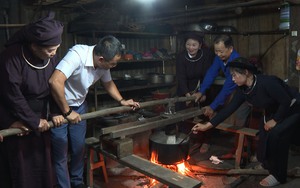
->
<box><xmin>219</xmin><ymin>152</ymin><xmax>235</xmax><ymax>160</ymax></box>
<box><xmin>219</xmin><ymin>151</ymin><xmax>248</xmax><ymax>160</ymax></box>
<box><xmin>259</xmin><ymin>175</ymin><xmax>280</xmax><ymax>187</ymax></box>
<box><xmin>199</xmin><ymin>143</ymin><xmax>210</xmax><ymax>153</ymax></box>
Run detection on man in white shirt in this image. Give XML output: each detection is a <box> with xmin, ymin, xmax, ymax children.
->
<box><xmin>49</xmin><ymin>35</ymin><xmax>139</xmax><ymax>188</ymax></box>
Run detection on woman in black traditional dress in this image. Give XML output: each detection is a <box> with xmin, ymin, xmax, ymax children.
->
<box><xmin>174</xmin><ymin>32</ymin><xmax>215</xmax><ymax>152</ymax></box>
<box><xmin>176</xmin><ymin>32</ymin><xmax>215</xmax><ymax>102</ymax></box>
<box><xmin>192</xmin><ymin>57</ymin><xmax>300</xmax><ymax>187</ymax></box>
<box><xmin>0</xmin><ymin>12</ymin><xmax>64</xmax><ymax>188</ymax></box>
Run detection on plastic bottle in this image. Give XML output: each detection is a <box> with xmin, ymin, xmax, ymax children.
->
<box><xmin>279</xmin><ymin>2</ymin><xmax>290</xmax><ymax>30</ymax></box>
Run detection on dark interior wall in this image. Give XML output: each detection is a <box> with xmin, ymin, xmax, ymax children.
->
<box><xmin>0</xmin><ymin>0</ymin><xmax>18</xmax><ymax>51</ymax></box>
<box><xmin>174</xmin><ymin>3</ymin><xmax>296</xmax><ymax>83</ymax></box>
<box><xmin>0</xmin><ymin>0</ymin><xmax>76</xmax><ymax>59</ymax></box>
<box><xmin>0</xmin><ymin>1</ymin><xmax>299</xmax><ymax>88</ymax></box>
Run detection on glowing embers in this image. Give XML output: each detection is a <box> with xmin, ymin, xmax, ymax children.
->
<box><xmin>149</xmin><ymin>151</ymin><xmax>192</xmax><ymax>187</ymax></box>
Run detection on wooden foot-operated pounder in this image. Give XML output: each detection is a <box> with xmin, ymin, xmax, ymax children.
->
<box><xmin>0</xmin><ymin>96</ymin><xmax>197</xmax><ymax>138</ymax></box>
<box><xmin>0</xmin><ymin>96</ymin><xmax>203</xmax><ymax>188</ymax></box>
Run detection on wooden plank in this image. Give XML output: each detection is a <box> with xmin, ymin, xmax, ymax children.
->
<box><xmin>100</xmin><ymin>116</ymin><xmax>162</xmax><ymax>135</ymax></box>
<box><xmin>119</xmin><ymin>154</ymin><xmax>202</xmax><ymax>188</ymax></box>
<box><xmin>190</xmin><ymin>164</ymin><xmax>269</xmax><ymax>175</ymax></box>
<box><xmin>110</xmin><ymin>108</ymin><xmax>203</xmax><ymax>138</ymax></box>
<box><xmin>216</xmin><ymin>123</ymin><xmax>259</xmax><ymax>137</ymax></box>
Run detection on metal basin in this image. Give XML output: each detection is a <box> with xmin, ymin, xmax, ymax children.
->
<box><xmin>148</xmin><ymin>73</ymin><xmax>164</xmax><ymax>84</ymax></box>
<box><xmin>149</xmin><ymin>131</ymin><xmax>190</xmax><ymax>165</ymax></box>
<box><xmin>163</xmin><ymin>74</ymin><xmax>175</xmax><ymax>84</ymax></box>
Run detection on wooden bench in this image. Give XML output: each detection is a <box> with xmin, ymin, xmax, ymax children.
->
<box><xmin>85</xmin><ymin>137</ymin><xmax>108</xmax><ymax>188</ymax></box>
<box><xmin>190</xmin><ymin>118</ymin><xmax>259</xmax><ymax>169</ymax></box>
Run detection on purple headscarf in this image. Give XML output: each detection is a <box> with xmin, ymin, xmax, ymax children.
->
<box><xmin>6</xmin><ymin>12</ymin><xmax>64</xmax><ymax>47</ymax></box>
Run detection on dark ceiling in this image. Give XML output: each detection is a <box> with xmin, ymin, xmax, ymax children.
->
<box><xmin>31</xmin><ymin>0</ymin><xmax>284</xmax><ymax>22</ymax></box>
<box><xmin>59</xmin><ymin>0</ymin><xmax>283</xmax><ymax>23</ymax></box>
<box><xmin>64</xmin><ymin>0</ymin><xmax>285</xmax><ymax>26</ymax></box>
<box><xmin>26</xmin><ymin>0</ymin><xmax>299</xmax><ymax>34</ymax></box>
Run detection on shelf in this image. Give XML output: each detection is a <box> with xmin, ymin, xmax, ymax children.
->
<box><xmin>117</xmin><ymin>58</ymin><xmax>173</xmax><ymax>64</ymax></box>
<box><xmin>82</xmin><ymin>32</ymin><xmax>174</xmax><ymax>111</ymax></box>
<box><xmin>72</xmin><ymin>29</ymin><xmax>290</xmax><ymax>40</ymax></box>
<box><xmin>195</xmin><ymin>29</ymin><xmax>290</xmax><ymax>36</ymax></box>
<box><xmin>70</xmin><ymin>29</ymin><xmax>173</xmax><ymax>38</ymax></box>
<box><xmin>91</xmin><ymin>83</ymin><xmax>176</xmax><ymax>95</ymax></box>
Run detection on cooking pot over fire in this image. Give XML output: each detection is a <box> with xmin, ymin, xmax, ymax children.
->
<box><xmin>149</xmin><ymin>131</ymin><xmax>190</xmax><ymax>165</ymax></box>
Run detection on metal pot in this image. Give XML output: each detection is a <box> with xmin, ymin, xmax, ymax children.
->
<box><xmin>199</xmin><ymin>22</ymin><xmax>217</xmax><ymax>32</ymax></box>
<box><xmin>184</xmin><ymin>23</ymin><xmax>205</xmax><ymax>32</ymax></box>
<box><xmin>182</xmin><ymin>22</ymin><xmax>217</xmax><ymax>32</ymax></box>
<box><xmin>148</xmin><ymin>73</ymin><xmax>164</xmax><ymax>84</ymax></box>
<box><xmin>149</xmin><ymin>131</ymin><xmax>190</xmax><ymax>165</ymax></box>
<box><xmin>163</xmin><ymin>74</ymin><xmax>175</xmax><ymax>84</ymax></box>
<box><xmin>217</xmin><ymin>25</ymin><xmax>238</xmax><ymax>33</ymax></box>
<box><xmin>134</xmin><ymin>75</ymin><xmax>148</xmax><ymax>86</ymax></box>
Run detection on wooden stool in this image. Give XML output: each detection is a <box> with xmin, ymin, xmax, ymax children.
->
<box><xmin>85</xmin><ymin>137</ymin><xmax>108</xmax><ymax>188</ymax></box>
<box><xmin>190</xmin><ymin>117</ymin><xmax>259</xmax><ymax>169</ymax></box>
<box><xmin>215</xmin><ymin>123</ymin><xmax>259</xmax><ymax>169</ymax></box>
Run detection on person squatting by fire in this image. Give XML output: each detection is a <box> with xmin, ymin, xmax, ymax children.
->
<box><xmin>192</xmin><ymin>57</ymin><xmax>300</xmax><ymax>187</ymax></box>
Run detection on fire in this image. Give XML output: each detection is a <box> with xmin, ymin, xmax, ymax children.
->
<box><xmin>150</xmin><ymin>151</ymin><xmax>191</xmax><ymax>175</ymax></box>
<box><xmin>148</xmin><ymin>151</ymin><xmax>202</xmax><ymax>187</ymax></box>
<box><xmin>148</xmin><ymin>151</ymin><xmax>193</xmax><ymax>187</ymax></box>
<box><xmin>177</xmin><ymin>162</ymin><xmax>189</xmax><ymax>175</ymax></box>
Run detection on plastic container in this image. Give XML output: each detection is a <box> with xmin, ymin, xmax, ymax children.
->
<box><xmin>279</xmin><ymin>2</ymin><xmax>290</xmax><ymax>30</ymax></box>
<box><xmin>152</xmin><ymin>91</ymin><xmax>170</xmax><ymax>113</ymax></box>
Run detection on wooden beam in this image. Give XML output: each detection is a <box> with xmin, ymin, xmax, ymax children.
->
<box><xmin>0</xmin><ymin>24</ymin><xmax>25</xmax><ymax>28</ymax></box>
<box><xmin>119</xmin><ymin>154</ymin><xmax>202</xmax><ymax>188</ymax></box>
<box><xmin>190</xmin><ymin>164</ymin><xmax>300</xmax><ymax>177</ymax></box>
<box><xmin>110</xmin><ymin>108</ymin><xmax>203</xmax><ymax>138</ymax></box>
<box><xmin>0</xmin><ymin>96</ymin><xmax>196</xmax><ymax>138</ymax></box>
<box><xmin>190</xmin><ymin>164</ymin><xmax>268</xmax><ymax>175</ymax></box>
<box><xmin>100</xmin><ymin>116</ymin><xmax>162</xmax><ymax>135</ymax></box>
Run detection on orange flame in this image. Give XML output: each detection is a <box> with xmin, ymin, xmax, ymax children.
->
<box><xmin>150</xmin><ymin>151</ymin><xmax>191</xmax><ymax>175</ymax></box>
<box><xmin>149</xmin><ymin>151</ymin><xmax>192</xmax><ymax>187</ymax></box>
